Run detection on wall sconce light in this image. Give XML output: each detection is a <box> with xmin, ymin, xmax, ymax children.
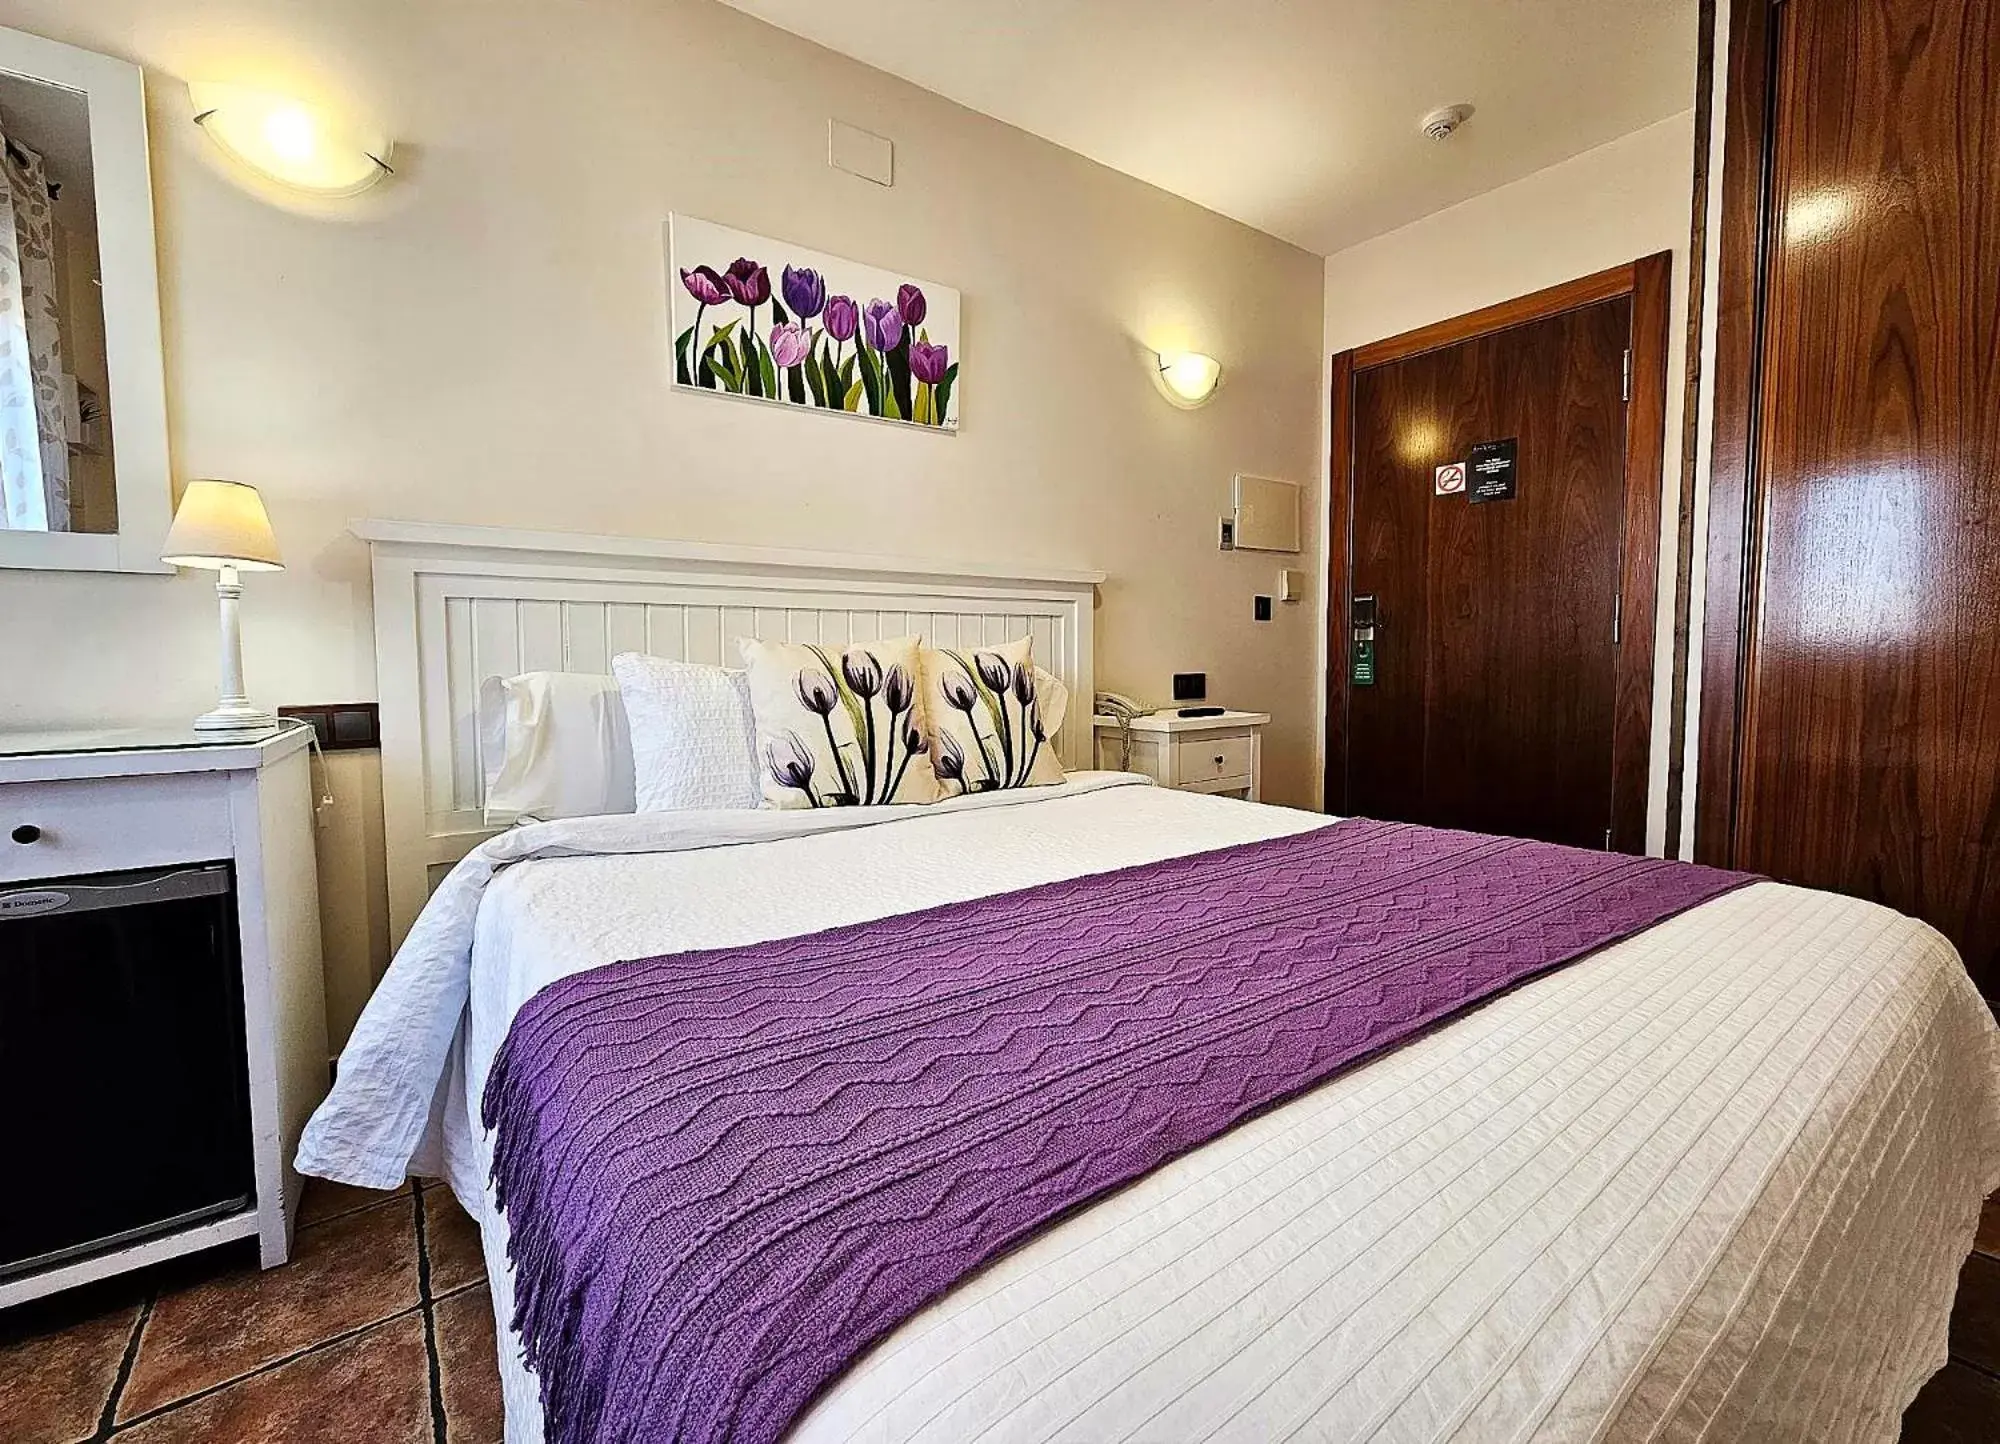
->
<box><xmin>189</xmin><ymin>83</ymin><xmax>394</xmax><ymax>196</ymax></box>
<box><xmin>1155</xmin><ymin>351</ymin><xmax>1223</xmax><ymax>408</ymax></box>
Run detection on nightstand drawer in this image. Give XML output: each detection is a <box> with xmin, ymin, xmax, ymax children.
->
<box><xmin>0</xmin><ymin>774</ymin><xmax>232</xmax><ymax>884</ymax></box>
<box><xmin>1175</xmin><ymin>733</ymin><xmax>1255</xmax><ymax>782</ymax></box>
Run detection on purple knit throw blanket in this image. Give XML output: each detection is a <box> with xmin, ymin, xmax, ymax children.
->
<box><xmin>483</xmin><ymin>820</ymin><xmax>1751</xmax><ymax>1444</ymax></box>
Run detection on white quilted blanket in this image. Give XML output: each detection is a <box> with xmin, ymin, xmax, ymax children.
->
<box><xmin>301</xmin><ymin>779</ymin><xmax>2000</xmax><ymax>1443</ymax></box>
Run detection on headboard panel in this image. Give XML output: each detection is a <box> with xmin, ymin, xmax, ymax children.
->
<box><xmin>355</xmin><ymin>520</ymin><xmax>1102</xmax><ymax>943</ymax></box>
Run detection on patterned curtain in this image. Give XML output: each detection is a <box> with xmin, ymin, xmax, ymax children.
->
<box><xmin>0</xmin><ymin>129</ymin><xmax>68</xmax><ymax>532</ymax></box>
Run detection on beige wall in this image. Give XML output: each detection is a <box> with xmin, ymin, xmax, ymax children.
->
<box><xmin>1320</xmin><ymin>112</ymin><xmax>1697</xmax><ymax>852</ymax></box>
<box><xmin>0</xmin><ymin>0</ymin><xmax>1325</xmax><ymax>1043</ymax></box>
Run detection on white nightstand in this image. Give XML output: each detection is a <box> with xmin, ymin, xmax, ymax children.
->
<box><xmin>0</xmin><ymin>721</ymin><xmax>327</xmax><ymax>1308</ymax></box>
<box><xmin>1093</xmin><ymin>710</ymin><xmax>1270</xmax><ymax>801</ymax></box>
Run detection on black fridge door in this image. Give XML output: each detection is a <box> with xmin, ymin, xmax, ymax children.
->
<box><xmin>0</xmin><ymin>864</ymin><xmax>254</xmax><ymax>1278</ymax></box>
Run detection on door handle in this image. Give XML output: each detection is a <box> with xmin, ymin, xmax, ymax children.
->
<box><xmin>1351</xmin><ymin>594</ymin><xmax>1378</xmax><ymax>687</ymax></box>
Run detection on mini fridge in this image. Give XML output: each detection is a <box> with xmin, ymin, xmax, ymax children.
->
<box><xmin>0</xmin><ymin>863</ymin><xmax>254</xmax><ymax>1279</ymax></box>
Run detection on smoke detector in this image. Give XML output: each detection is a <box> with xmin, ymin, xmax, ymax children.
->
<box><xmin>1421</xmin><ymin>104</ymin><xmax>1474</xmax><ymax>141</ymax></box>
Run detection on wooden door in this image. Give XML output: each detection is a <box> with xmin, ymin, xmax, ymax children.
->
<box><xmin>1328</xmin><ymin>260</ymin><xmax>1670</xmax><ymax>852</ymax></box>
<box><xmin>1701</xmin><ymin>0</ymin><xmax>2000</xmax><ymax>994</ymax></box>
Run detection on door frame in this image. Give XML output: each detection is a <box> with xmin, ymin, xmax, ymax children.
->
<box><xmin>1691</xmin><ymin>0</ymin><xmax>1780</xmax><ymax>867</ymax></box>
<box><xmin>1323</xmin><ymin>253</ymin><xmax>1674</xmax><ymax>852</ymax></box>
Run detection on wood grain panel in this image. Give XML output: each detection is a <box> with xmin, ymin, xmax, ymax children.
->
<box><xmin>1723</xmin><ymin>0</ymin><xmax>2000</xmax><ymax>992</ymax></box>
<box><xmin>1352</xmin><ymin>262</ymin><xmax>1638</xmax><ymax>371</ymax></box>
<box><xmin>1664</xmin><ymin>0</ymin><xmax>1718</xmax><ymax>857</ymax></box>
<box><xmin>1323</xmin><ymin>349</ymin><xmax>1354</xmax><ymax>813</ymax></box>
<box><xmin>1330</xmin><ymin>261</ymin><xmax>1670</xmax><ymax>848</ymax></box>
<box><xmin>1346</xmin><ymin>299</ymin><xmax>1631</xmax><ymax>849</ymax></box>
<box><xmin>1695</xmin><ymin>0</ymin><xmax>1780</xmax><ymax>861</ymax></box>
<box><xmin>1344</xmin><ymin>358</ymin><xmax>1434</xmax><ymax>825</ymax></box>
<box><xmin>1612</xmin><ymin>252</ymin><xmax>1673</xmax><ymax>854</ymax></box>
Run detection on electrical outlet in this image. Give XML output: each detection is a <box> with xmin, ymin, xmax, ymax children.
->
<box><xmin>1253</xmin><ymin>595</ymin><xmax>1273</xmax><ymax>622</ymax></box>
<box><xmin>279</xmin><ymin>702</ymin><xmax>381</xmax><ymax>750</ymax></box>
<box><xmin>1172</xmin><ymin>672</ymin><xmax>1207</xmax><ymax>701</ymax></box>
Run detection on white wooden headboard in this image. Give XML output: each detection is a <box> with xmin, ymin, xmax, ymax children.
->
<box><xmin>353</xmin><ymin>519</ymin><xmax>1102</xmax><ymax>943</ymax></box>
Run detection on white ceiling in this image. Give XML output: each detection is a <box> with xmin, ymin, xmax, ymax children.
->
<box><xmin>721</xmin><ymin>0</ymin><xmax>1698</xmax><ymax>255</ymax></box>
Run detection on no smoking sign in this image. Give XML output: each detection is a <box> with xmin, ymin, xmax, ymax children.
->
<box><xmin>1434</xmin><ymin>460</ymin><xmax>1466</xmax><ymax>496</ymax></box>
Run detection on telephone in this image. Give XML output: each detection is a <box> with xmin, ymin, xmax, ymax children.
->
<box><xmin>1094</xmin><ymin>692</ymin><xmax>1157</xmax><ymax>770</ymax></box>
<box><xmin>1093</xmin><ymin>691</ymin><xmax>1155</xmax><ymax>723</ymax></box>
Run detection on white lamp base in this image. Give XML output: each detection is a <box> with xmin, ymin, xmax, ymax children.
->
<box><xmin>192</xmin><ymin>702</ymin><xmax>279</xmax><ymax>732</ymax></box>
<box><xmin>193</xmin><ymin>564</ymin><xmax>276</xmax><ymax>733</ymax></box>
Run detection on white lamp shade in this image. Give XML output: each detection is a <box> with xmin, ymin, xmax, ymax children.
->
<box><xmin>1157</xmin><ymin>352</ymin><xmax>1223</xmax><ymax>406</ymax></box>
<box><xmin>190</xmin><ymin>83</ymin><xmax>393</xmax><ymax>197</ymax></box>
<box><xmin>162</xmin><ymin>479</ymin><xmax>285</xmax><ymax>571</ymax></box>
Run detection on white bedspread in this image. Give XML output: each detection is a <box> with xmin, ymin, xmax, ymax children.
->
<box><xmin>300</xmin><ymin>778</ymin><xmax>2000</xmax><ymax>1443</ymax></box>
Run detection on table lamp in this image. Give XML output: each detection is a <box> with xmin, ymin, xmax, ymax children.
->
<box><xmin>160</xmin><ymin>479</ymin><xmax>285</xmax><ymax>731</ymax></box>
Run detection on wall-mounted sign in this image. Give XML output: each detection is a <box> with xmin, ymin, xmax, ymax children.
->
<box><xmin>1468</xmin><ymin>438</ymin><xmax>1518</xmax><ymax>503</ymax></box>
<box><xmin>1434</xmin><ymin>460</ymin><xmax>1466</xmax><ymax>496</ymax></box>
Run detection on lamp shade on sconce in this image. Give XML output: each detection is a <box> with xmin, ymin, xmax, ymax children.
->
<box><xmin>161</xmin><ymin>480</ymin><xmax>285</xmax><ymax>572</ymax></box>
<box><xmin>1157</xmin><ymin>351</ymin><xmax>1223</xmax><ymax>406</ymax></box>
<box><xmin>189</xmin><ymin>83</ymin><xmax>393</xmax><ymax>196</ymax></box>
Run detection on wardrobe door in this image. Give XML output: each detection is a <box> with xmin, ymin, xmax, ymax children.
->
<box><xmin>1709</xmin><ymin>0</ymin><xmax>2000</xmax><ymax>992</ymax></box>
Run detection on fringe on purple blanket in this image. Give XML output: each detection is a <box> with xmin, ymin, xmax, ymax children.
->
<box><xmin>483</xmin><ymin>818</ymin><xmax>1753</xmax><ymax>1444</ymax></box>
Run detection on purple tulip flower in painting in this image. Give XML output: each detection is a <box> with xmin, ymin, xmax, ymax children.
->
<box><xmin>781</xmin><ymin>265</ymin><xmax>826</xmax><ymax>321</ymax></box>
<box><xmin>909</xmin><ymin>341</ymin><xmax>950</xmax><ymax>386</ymax></box>
<box><xmin>863</xmin><ymin>298</ymin><xmax>903</xmax><ymax>353</ymax></box>
<box><xmin>677</xmin><ymin>266</ymin><xmax>734</xmax><ymax>390</ymax></box>
<box><xmin>823</xmin><ymin>295</ymin><xmax>859</xmax><ymax>343</ymax></box>
<box><xmin>723</xmin><ymin>258</ymin><xmax>771</xmax><ymax>306</ymax></box>
<box><xmin>673</xmin><ymin>217</ymin><xmax>956</xmax><ymax>427</ymax></box>
<box><xmin>770</xmin><ymin>322</ymin><xmax>811</xmax><ymax>368</ymax></box>
<box><xmin>679</xmin><ymin>266</ymin><xmax>730</xmax><ymax>306</ymax></box>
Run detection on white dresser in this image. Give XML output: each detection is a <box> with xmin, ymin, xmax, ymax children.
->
<box><xmin>0</xmin><ymin>722</ymin><xmax>327</xmax><ymax>1307</ymax></box>
<box><xmin>1093</xmin><ymin>710</ymin><xmax>1270</xmax><ymax>801</ymax></box>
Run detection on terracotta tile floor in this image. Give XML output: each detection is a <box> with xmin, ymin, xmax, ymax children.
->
<box><xmin>2</xmin><ymin>1183</ymin><xmax>1996</xmax><ymax>1441</ymax></box>
<box><xmin>0</xmin><ymin>1181</ymin><xmax>499</xmax><ymax>1444</ymax></box>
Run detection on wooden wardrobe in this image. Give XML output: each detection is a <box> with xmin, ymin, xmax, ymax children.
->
<box><xmin>1698</xmin><ymin>0</ymin><xmax>2000</xmax><ymax>997</ymax></box>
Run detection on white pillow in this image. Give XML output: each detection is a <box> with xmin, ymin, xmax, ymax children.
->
<box><xmin>478</xmin><ymin>671</ymin><xmax>636</xmax><ymax>825</ymax></box>
<box><xmin>1034</xmin><ymin>668</ymin><xmax>1070</xmax><ymax>737</ymax></box>
<box><xmin>611</xmin><ymin>652</ymin><xmax>762</xmax><ymax>811</ymax></box>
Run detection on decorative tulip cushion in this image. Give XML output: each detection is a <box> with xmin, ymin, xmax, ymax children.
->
<box><xmin>921</xmin><ymin>637</ymin><xmax>1067</xmax><ymax>795</ymax></box>
<box><xmin>739</xmin><ymin>636</ymin><xmax>941</xmax><ymax>808</ymax></box>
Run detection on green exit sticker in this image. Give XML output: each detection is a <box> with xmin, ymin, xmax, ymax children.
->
<box><xmin>1351</xmin><ymin>636</ymin><xmax>1376</xmax><ymax>686</ymax></box>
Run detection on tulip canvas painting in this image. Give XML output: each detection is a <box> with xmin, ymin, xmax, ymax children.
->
<box><xmin>668</xmin><ymin>215</ymin><xmax>960</xmax><ymax>432</ymax></box>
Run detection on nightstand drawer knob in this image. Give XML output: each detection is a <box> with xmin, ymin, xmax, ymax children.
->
<box><xmin>11</xmin><ymin>824</ymin><xmax>41</xmax><ymax>844</ymax></box>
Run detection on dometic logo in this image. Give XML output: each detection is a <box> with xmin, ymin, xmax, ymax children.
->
<box><xmin>1434</xmin><ymin>461</ymin><xmax>1466</xmax><ymax>496</ymax></box>
<box><xmin>0</xmin><ymin>889</ymin><xmax>69</xmax><ymax>918</ymax></box>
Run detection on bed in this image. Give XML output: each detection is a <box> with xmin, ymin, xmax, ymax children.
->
<box><xmin>302</xmin><ymin>524</ymin><xmax>2000</xmax><ymax>1443</ymax></box>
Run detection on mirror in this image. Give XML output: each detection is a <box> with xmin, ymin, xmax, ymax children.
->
<box><xmin>0</xmin><ymin>26</ymin><xmax>169</xmax><ymax>573</ymax></box>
